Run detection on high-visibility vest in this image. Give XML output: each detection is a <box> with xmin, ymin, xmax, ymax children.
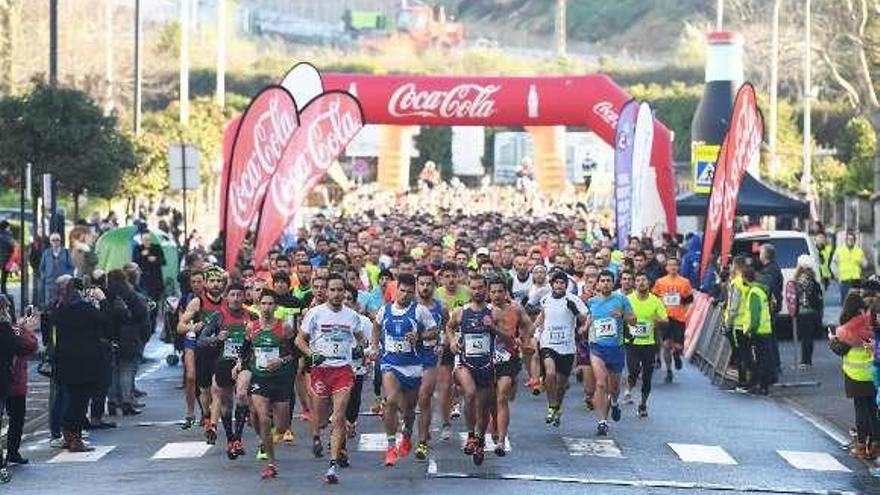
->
<box><xmin>734</xmin><ymin>280</ymin><xmax>752</xmax><ymax>332</ymax></box>
<box><xmin>842</xmin><ymin>346</ymin><xmax>873</xmax><ymax>382</ymax></box>
<box><xmin>748</xmin><ymin>285</ymin><xmax>772</xmax><ymax>336</ymax></box>
<box><xmin>726</xmin><ymin>276</ymin><xmax>747</xmax><ymax>329</ymax></box>
<box><xmin>837</xmin><ymin>245</ymin><xmax>864</xmax><ymax>282</ymax></box>
<box><xmin>818</xmin><ymin>244</ymin><xmax>832</xmax><ymax>279</ymax></box>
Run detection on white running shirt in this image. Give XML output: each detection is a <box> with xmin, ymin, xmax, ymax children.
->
<box><xmin>538</xmin><ymin>293</ymin><xmax>588</xmax><ymax>355</ymax></box>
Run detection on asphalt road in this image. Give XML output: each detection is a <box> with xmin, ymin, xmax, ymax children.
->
<box><xmin>5</xmin><ymin>335</ymin><xmax>877</xmax><ymax>495</ymax></box>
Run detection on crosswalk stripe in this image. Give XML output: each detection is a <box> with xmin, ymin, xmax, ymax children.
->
<box><xmin>777</xmin><ymin>450</ymin><xmax>851</xmax><ymax>473</ymax></box>
<box><xmin>562</xmin><ymin>437</ymin><xmax>622</xmax><ymax>458</ymax></box>
<box><xmin>358</xmin><ymin>432</ymin><xmax>398</xmax><ymax>452</ymax></box>
<box><xmin>458</xmin><ymin>432</ymin><xmax>511</xmax><ymax>452</ymax></box>
<box><xmin>151</xmin><ymin>441</ymin><xmax>213</xmax><ymax>459</ymax></box>
<box><xmin>667</xmin><ymin>443</ymin><xmax>737</xmax><ymax>465</ymax></box>
<box><xmin>47</xmin><ymin>445</ymin><xmax>115</xmax><ymax>463</ymax></box>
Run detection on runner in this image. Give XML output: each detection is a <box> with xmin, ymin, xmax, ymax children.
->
<box><xmin>415</xmin><ymin>270</ymin><xmax>448</xmax><ymax>461</ymax></box>
<box><xmin>652</xmin><ymin>258</ymin><xmax>694</xmax><ymax>383</ymax></box>
<box><xmin>435</xmin><ymin>262</ymin><xmax>469</xmax><ymax>435</ymax></box>
<box><xmin>175</xmin><ymin>270</ymin><xmax>205</xmax><ymax>429</ymax></box>
<box><xmin>588</xmin><ymin>270</ymin><xmax>636</xmax><ymax>436</ymax></box>
<box><xmin>447</xmin><ymin>273</ymin><xmax>508</xmax><ymax>465</ymax></box>
<box><xmin>236</xmin><ymin>291</ymin><xmax>295</xmax><ymax>479</ymax></box>
<box><xmin>196</xmin><ymin>282</ymin><xmax>251</xmax><ymax>456</ymax></box>
<box><xmin>624</xmin><ymin>272</ymin><xmax>667</xmax><ymax>417</ymax></box>
<box><xmin>295</xmin><ymin>273</ymin><xmax>365</xmax><ymax>484</ymax></box>
<box><xmin>488</xmin><ymin>277</ymin><xmax>532</xmax><ymax>456</ymax></box>
<box><xmin>179</xmin><ymin>267</ymin><xmax>226</xmax><ymax>434</ymax></box>
<box><xmin>372</xmin><ymin>273</ymin><xmax>438</xmax><ymax>466</ymax></box>
<box><xmin>342</xmin><ymin>283</ymin><xmax>372</xmax><ymax>462</ymax></box>
<box><xmin>532</xmin><ymin>270</ymin><xmax>589</xmax><ymax>427</ymax></box>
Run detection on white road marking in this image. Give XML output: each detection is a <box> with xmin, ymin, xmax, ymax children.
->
<box><xmin>358</xmin><ymin>433</ymin><xmax>398</xmax><ymax>452</ymax></box>
<box><xmin>562</xmin><ymin>437</ymin><xmax>623</xmax><ymax>458</ymax></box>
<box><xmin>667</xmin><ymin>443</ymin><xmax>737</xmax><ymax>465</ymax></box>
<box><xmin>459</xmin><ymin>432</ymin><xmax>511</xmax><ymax>452</ymax></box>
<box><xmin>777</xmin><ymin>450</ymin><xmax>851</xmax><ymax>473</ymax></box>
<box><xmin>48</xmin><ymin>445</ymin><xmax>115</xmax><ymax>463</ymax></box>
<box><xmin>151</xmin><ymin>441</ymin><xmax>213</xmax><ymax>459</ymax></box>
<box><xmin>781</xmin><ymin>398</ymin><xmax>850</xmax><ymax>446</ymax></box>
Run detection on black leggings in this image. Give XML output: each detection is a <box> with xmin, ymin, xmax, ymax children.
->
<box><xmin>373</xmin><ymin>362</ymin><xmax>381</xmax><ymax>397</ymax></box>
<box><xmin>626</xmin><ymin>345</ymin><xmax>656</xmax><ymax>400</ymax></box>
<box><xmin>346</xmin><ymin>375</ymin><xmax>365</xmax><ymax>424</ymax></box>
<box><xmin>854</xmin><ymin>395</ymin><xmax>880</xmax><ymax>444</ymax></box>
<box><xmin>63</xmin><ymin>383</ymin><xmax>95</xmax><ymax>434</ymax></box>
<box><xmin>5</xmin><ymin>395</ymin><xmax>25</xmax><ymax>456</ymax></box>
<box><xmin>795</xmin><ymin>312</ymin><xmax>819</xmax><ymax>365</ymax></box>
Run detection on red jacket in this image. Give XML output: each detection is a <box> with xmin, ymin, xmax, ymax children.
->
<box><xmin>10</xmin><ymin>326</ymin><xmax>38</xmax><ymax>397</ymax></box>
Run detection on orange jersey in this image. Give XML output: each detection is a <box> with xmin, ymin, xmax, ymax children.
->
<box><xmin>652</xmin><ymin>275</ymin><xmax>693</xmax><ymax>322</ymax></box>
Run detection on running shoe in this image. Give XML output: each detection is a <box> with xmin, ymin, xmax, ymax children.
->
<box><xmin>398</xmin><ymin>434</ymin><xmax>413</xmax><ymax>457</ymax></box>
<box><xmin>552</xmin><ymin>408</ymin><xmax>562</xmax><ymax>428</ymax></box>
<box><xmin>205</xmin><ymin>424</ymin><xmax>217</xmax><ymax>445</ymax></box>
<box><xmin>0</xmin><ymin>467</ymin><xmax>9</xmax><ymax>484</ymax></box>
<box><xmin>256</xmin><ymin>444</ymin><xmax>268</xmax><ymax>461</ymax></box>
<box><xmin>181</xmin><ymin>416</ymin><xmax>196</xmax><ymax>430</ymax></box>
<box><xmin>545</xmin><ymin>407</ymin><xmax>556</xmax><ymax>424</ymax></box>
<box><xmin>440</xmin><ymin>423</ymin><xmax>452</xmax><ymax>441</ymax></box>
<box><xmin>312</xmin><ymin>438</ymin><xmax>324</xmax><ymax>458</ymax></box>
<box><xmin>226</xmin><ymin>439</ymin><xmax>238</xmax><ymax>460</ymax></box>
<box><xmin>282</xmin><ymin>430</ymin><xmax>295</xmax><ymax>444</ymax></box>
<box><xmin>525</xmin><ymin>376</ymin><xmax>539</xmax><ymax>389</ymax></box>
<box><xmin>339</xmin><ymin>449</ymin><xmax>350</xmax><ymax>468</ymax></box>
<box><xmin>451</xmin><ymin>402</ymin><xmax>462</xmax><ymax>419</ymax></box>
<box><xmin>384</xmin><ymin>445</ymin><xmax>399</xmax><ymax>466</ymax></box>
<box><xmin>371</xmin><ymin>396</ymin><xmax>384</xmax><ymax>415</ymax></box>
<box><xmin>414</xmin><ymin>442</ymin><xmax>429</xmax><ymax>462</ymax></box>
<box><xmin>665</xmin><ymin>370</ymin><xmax>673</xmax><ymax>384</ymax></box>
<box><xmin>232</xmin><ymin>438</ymin><xmax>245</xmax><ymax>457</ymax></box>
<box><xmin>597</xmin><ymin>421</ymin><xmax>609</xmax><ymax>436</ymax></box>
<box><xmin>637</xmin><ymin>404</ymin><xmax>648</xmax><ymax>418</ymax></box>
<box><xmin>472</xmin><ymin>438</ymin><xmax>485</xmax><ymax>466</ymax></box>
<box><xmin>325</xmin><ymin>462</ymin><xmax>339</xmax><ymax>484</ymax></box>
<box><xmin>674</xmin><ymin>352</ymin><xmax>683</xmax><ymax>370</ymax></box>
<box><xmin>301</xmin><ymin>409</ymin><xmax>311</xmax><ymax>423</ymax></box>
<box><xmin>622</xmin><ymin>390</ymin><xmax>633</xmax><ymax>404</ymax></box>
<box><xmin>610</xmin><ymin>404</ymin><xmax>621</xmax><ymax>422</ymax></box>
<box><xmin>260</xmin><ymin>463</ymin><xmax>278</xmax><ymax>480</ymax></box>
<box><xmin>463</xmin><ymin>435</ymin><xmax>477</xmax><ymax>455</ymax></box>
<box><xmin>531</xmin><ymin>382</ymin><xmax>543</xmax><ymax>396</ymax></box>
<box><xmin>494</xmin><ymin>444</ymin><xmax>506</xmax><ymax>457</ymax></box>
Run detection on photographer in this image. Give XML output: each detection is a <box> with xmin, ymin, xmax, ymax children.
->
<box><xmin>52</xmin><ymin>276</ymin><xmax>111</xmax><ymax>451</ymax></box>
<box><xmin>106</xmin><ymin>269</ymin><xmax>148</xmax><ymax>416</ymax></box>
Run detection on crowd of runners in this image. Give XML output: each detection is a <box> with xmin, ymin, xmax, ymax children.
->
<box><xmin>168</xmin><ymin>189</ymin><xmax>709</xmax><ymax>484</ymax></box>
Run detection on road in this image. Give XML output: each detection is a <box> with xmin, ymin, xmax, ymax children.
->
<box><xmin>5</xmin><ymin>336</ymin><xmax>876</xmax><ymax>495</ymax></box>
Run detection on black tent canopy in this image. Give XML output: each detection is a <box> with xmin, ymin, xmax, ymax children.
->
<box><xmin>676</xmin><ymin>172</ymin><xmax>809</xmax><ymax>217</ymax></box>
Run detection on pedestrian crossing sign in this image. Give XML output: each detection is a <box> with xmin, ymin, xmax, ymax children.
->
<box><xmin>692</xmin><ymin>143</ymin><xmax>720</xmax><ymax>194</ymax></box>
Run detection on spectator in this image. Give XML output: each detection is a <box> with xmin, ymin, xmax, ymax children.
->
<box><xmin>758</xmin><ymin>243</ymin><xmax>784</xmax><ymax>379</ymax></box>
<box><xmin>0</xmin><ymin>221</ymin><xmax>13</xmax><ymax>295</ymax></box>
<box><xmin>28</xmin><ymin>228</ymin><xmax>46</xmax><ymax>305</ymax></box>
<box><xmin>6</xmin><ymin>302</ymin><xmax>39</xmax><ymax>465</ymax></box>
<box><xmin>39</xmin><ymin>233</ymin><xmax>74</xmax><ymax>306</ymax></box>
<box><xmin>106</xmin><ymin>269</ymin><xmax>147</xmax><ymax>416</ymax></box>
<box><xmin>52</xmin><ymin>277</ymin><xmax>111</xmax><ymax>452</ymax></box>
<box><xmin>0</xmin><ymin>294</ymin><xmax>36</xmax><ymax>482</ymax></box>
<box><xmin>132</xmin><ymin>232</ymin><xmax>166</xmax><ymax>301</ymax></box>
<box><xmin>790</xmin><ymin>255</ymin><xmax>823</xmax><ymax>367</ymax></box>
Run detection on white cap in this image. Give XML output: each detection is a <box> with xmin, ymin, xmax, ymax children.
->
<box><xmin>476</xmin><ymin>247</ymin><xmax>490</xmax><ymax>256</ymax></box>
<box><xmin>797</xmin><ymin>254</ymin><xmax>814</xmax><ymax>270</ymax></box>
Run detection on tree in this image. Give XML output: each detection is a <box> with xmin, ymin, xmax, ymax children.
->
<box><xmin>0</xmin><ymin>82</ymin><xmax>135</xmax><ymax>218</ymax></box>
<box><xmin>835</xmin><ymin>116</ymin><xmax>877</xmax><ymax>194</ymax></box>
<box><xmin>413</xmin><ymin>126</ymin><xmax>453</xmax><ymax>184</ymax></box>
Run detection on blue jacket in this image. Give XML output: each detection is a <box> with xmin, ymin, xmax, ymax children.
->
<box><xmin>680</xmin><ymin>234</ymin><xmax>703</xmax><ymax>288</ymax></box>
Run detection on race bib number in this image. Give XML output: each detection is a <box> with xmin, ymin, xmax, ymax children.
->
<box><xmin>548</xmin><ymin>327</ymin><xmax>569</xmax><ymax>346</ymax></box>
<box><xmin>464</xmin><ymin>334</ymin><xmax>490</xmax><ymax>357</ymax></box>
<box><xmin>422</xmin><ymin>338</ymin><xmax>438</xmax><ymax>348</ymax></box>
<box><xmin>663</xmin><ymin>292</ymin><xmax>681</xmax><ymax>306</ymax></box>
<box><xmin>318</xmin><ymin>336</ymin><xmax>352</xmax><ymax>360</ymax></box>
<box><xmin>385</xmin><ymin>335</ymin><xmax>412</xmax><ymax>354</ymax></box>
<box><xmin>593</xmin><ymin>318</ymin><xmax>617</xmax><ymax>339</ymax></box>
<box><xmin>631</xmin><ymin>323</ymin><xmax>650</xmax><ymax>338</ymax></box>
<box><xmin>254</xmin><ymin>347</ymin><xmax>279</xmax><ymax>370</ymax></box>
<box><xmin>494</xmin><ymin>346</ymin><xmax>512</xmax><ymax>363</ymax></box>
<box><xmin>223</xmin><ymin>338</ymin><xmax>243</xmax><ymax>359</ymax></box>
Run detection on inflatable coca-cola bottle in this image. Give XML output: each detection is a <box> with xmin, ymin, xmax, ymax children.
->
<box><xmin>691</xmin><ymin>31</ymin><xmax>744</xmax><ymax>193</ymax></box>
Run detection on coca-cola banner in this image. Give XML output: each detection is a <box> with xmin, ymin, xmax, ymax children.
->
<box><xmin>253</xmin><ymin>91</ymin><xmax>364</xmax><ymax>265</ymax></box>
<box><xmin>224</xmin><ymin>86</ymin><xmax>299</xmax><ymax>270</ymax></box>
<box><xmin>218</xmin><ymin>115</ymin><xmax>242</xmax><ymax>229</ymax></box>
<box><xmin>324</xmin><ymin>73</ymin><xmax>677</xmax><ymax>233</ymax></box>
<box><xmin>614</xmin><ymin>100</ymin><xmax>638</xmax><ymax>250</ymax></box>
<box><xmin>699</xmin><ymin>83</ymin><xmax>764</xmax><ymax>277</ymax></box>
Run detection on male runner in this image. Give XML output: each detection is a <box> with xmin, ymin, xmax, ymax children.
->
<box><xmin>236</xmin><ymin>291</ymin><xmax>295</xmax><ymax>479</ymax></box>
<box><xmin>296</xmin><ymin>273</ymin><xmax>365</xmax><ymax>484</ymax></box>
<box><xmin>588</xmin><ymin>270</ymin><xmax>636</xmax><ymax>436</ymax></box>
<box><xmin>624</xmin><ymin>272</ymin><xmax>667</xmax><ymax>416</ymax></box>
<box><xmin>197</xmin><ymin>283</ymin><xmax>251</xmax><ymax>456</ymax></box>
<box><xmin>373</xmin><ymin>273</ymin><xmax>437</xmax><ymax>466</ymax></box>
<box><xmin>342</xmin><ymin>284</ymin><xmax>371</xmax><ymax>445</ymax></box>
<box><xmin>415</xmin><ymin>270</ymin><xmax>448</xmax><ymax>461</ymax></box>
<box><xmin>652</xmin><ymin>258</ymin><xmax>693</xmax><ymax>383</ymax></box>
<box><xmin>447</xmin><ymin>274</ymin><xmax>508</xmax><ymax>465</ymax></box>
<box><xmin>532</xmin><ymin>271</ymin><xmax>589</xmax><ymax>427</ymax></box>
<box><xmin>435</xmin><ymin>262</ymin><xmax>469</xmax><ymax>432</ymax></box>
<box><xmin>179</xmin><ymin>267</ymin><xmax>225</xmax><ymax>433</ymax></box>
<box><xmin>488</xmin><ymin>277</ymin><xmax>532</xmax><ymax>456</ymax></box>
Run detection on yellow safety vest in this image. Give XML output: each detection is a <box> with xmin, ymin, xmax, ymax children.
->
<box><xmin>733</xmin><ymin>280</ymin><xmax>752</xmax><ymax>332</ymax></box>
<box><xmin>818</xmin><ymin>245</ymin><xmax>832</xmax><ymax>279</ymax></box>
<box><xmin>837</xmin><ymin>245</ymin><xmax>864</xmax><ymax>282</ymax></box>
<box><xmin>748</xmin><ymin>285</ymin><xmax>772</xmax><ymax>336</ymax></box>
<box><xmin>842</xmin><ymin>347</ymin><xmax>873</xmax><ymax>382</ymax></box>
<box><xmin>726</xmin><ymin>276</ymin><xmax>746</xmax><ymax>328</ymax></box>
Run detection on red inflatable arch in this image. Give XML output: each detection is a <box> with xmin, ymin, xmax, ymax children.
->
<box><xmin>324</xmin><ymin>73</ymin><xmax>677</xmax><ymax>233</ymax></box>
